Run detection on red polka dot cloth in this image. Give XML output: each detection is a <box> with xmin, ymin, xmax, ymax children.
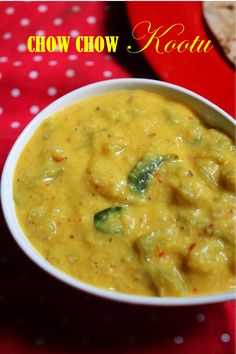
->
<box><xmin>0</xmin><ymin>2</ymin><xmax>235</xmax><ymax>354</ymax></box>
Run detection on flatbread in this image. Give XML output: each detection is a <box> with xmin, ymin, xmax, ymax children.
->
<box><xmin>203</xmin><ymin>1</ymin><xmax>236</xmax><ymax>66</ymax></box>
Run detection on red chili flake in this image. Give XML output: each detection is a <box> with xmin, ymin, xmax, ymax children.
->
<box><xmin>56</xmin><ymin>221</ymin><xmax>61</xmax><ymax>226</ymax></box>
<box><xmin>53</xmin><ymin>155</ymin><xmax>65</xmax><ymax>162</ymax></box>
<box><xmin>189</xmin><ymin>243</ymin><xmax>196</xmax><ymax>251</ymax></box>
<box><xmin>192</xmin><ymin>288</ymin><xmax>198</xmax><ymax>292</ymax></box>
<box><xmin>208</xmin><ymin>223</ymin><xmax>215</xmax><ymax>228</ymax></box>
<box><xmin>155</xmin><ymin>247</ymin><xmax>165</xmax><ymax>258</ymax></box>
<box><xmin>95</xmin><ymin>184</ymin><xmax>101</xmax><ymax>190</ymax></box>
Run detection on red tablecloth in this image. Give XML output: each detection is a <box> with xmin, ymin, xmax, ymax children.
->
<box><xmin>0</xmin><ymin>2</ymin><xmax>235</xmax><ymax>354</ymax></box>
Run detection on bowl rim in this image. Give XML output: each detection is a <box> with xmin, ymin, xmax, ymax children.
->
<box><xmin>1</xmin><ymin>78</ymin><xmax>235</xmax><ymax>306</ymax></box>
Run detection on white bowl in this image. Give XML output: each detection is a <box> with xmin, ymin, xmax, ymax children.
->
<box><xmin>1</xmin><ymin>78</ymin><xmax>235</xmax><ymax>306</ymax></box>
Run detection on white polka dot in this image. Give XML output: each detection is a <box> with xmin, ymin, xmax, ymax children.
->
<box><xmin>220</xmin><ymin>333</ymin><xmax>231</xmax><ymax>343</ymax></box>
<box><xmin>174</xmin><ymin>336</ymin><xmax>184</xmax><ymax>344</ymax></box>
<box><xmin>20</xmin><ymin>18</ymin><xmax>30</xmax><ymax>26</ymax></box>
<box><xmin>47</xmin><ymin>87</ymin><xmax>57</xmax><ymax>96</ymax></box>
<box><xmin>53</xmin><ymin>18</ymin><xmax>63</xmax><ymax>26</ymax></box>
<box><xmin>0</xmin><ymin>107</ymin><xmax>3</xmax><ymax>115</ymax></box>
<box><xmin>38</xmin><ymin>4</ymin><xmax>48</xmax><ymax>13</ymax></box>
<box><xmin>5</xmin><ymin>7</ymin><xmax>15</xmax><ymax>15</ymax></box>
<box><xmin>70</xmin><ymin>29</ymin><xmax>80</xmax><ymax>38</ymax></box>
<box><xmin>17</xmin><ymin>43</ymin><xmax>27</xmax><ymax>52</ymax></box>
<box><xmin>35</xmin><ymin>30</ymin><xmax>45</xmax><ymax>36</ymax></box>
<box><xmin>2</xmin><ymin>32</ymin><xmax>12</xmax><ymax>40</ymax></box>
<box><xmin>71</xmin><ymin>4</ymin><xmax>81</xmax><ymax>12</ymax></box>
<box><xmin>35</xmin><ymin>337</ymin><xmax>45</xmax><ymax>346</ymax></box>
<box><xmin>30</xmin><ymin>105</ymin><xmax>39</xmax><ymax>114</ymax></box>
<box><xmin>28</xmin><ymin>71</ymin><xmax>39</xmax><ymax>79</ymax></box>
<box><xmin>86</xmin><ymin>16</ymin><xmax>97</xmax><ymax>25</ymax></box>
<box><xmin>11</xmin><ymin>121</ymin><xmax>20</xmax><ymax>128</ymax></box>
<box><xmin>196</xmin><ymin>313</ymin><xmax>205</xmax><ymax>322</ymax></box>
<box><xmin>33</xmin><ymin>55</ymin><xmax>42</xmax><ymax>62</ymax></box>
<box><xmin>103</xmin><ymin>70</ymin><xmax>112</xmax><ymax>78</ymax></box>
<box><xmin>65</xmin><ymin>69</ymin><xmax>75</xmax><ymax>78</ymax></box>
<box><xmin>68</xmin><ymin>54</ymin><xmax>78</xmax><ymax>61</ymax></box>
<box><xmin>0</xmin><ymin>72</ymin><xmax>2</xmax><ymax>80</ymax></box>
<box><xmin>48</xmin><ymin>60</ymin><xmax>57</xmax><ymax>66</ymax></box>
<box><xmin>0</xmin><ymin>56</ymin><xmax>8</xmax><ymax>63</ymax></box>
<box><xmin>13</xmin><ymin>61</ymin><xmax>22</xmax><ymax>67</ymax></box>
<box><xmin>11</xmin><ymin>88</ymin><xmax>21</xmax><ymax>97</ymax></box>
<box><xmin>85</xmin><ymin>60</ymin><xmax>94</xmax><ymax>66</ymax></box>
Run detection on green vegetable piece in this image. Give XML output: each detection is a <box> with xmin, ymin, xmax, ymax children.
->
<box><xmin>94</xmin><ymin>206</ymin><xmax>123</xmax><ymax>234</ymax></box>
<box><xmin>147</xmin><ymin>262</ymin><xmax>186</xmax><ymax>296</ymax></box>
<box><xmin>128</xmin><ymin>154</ymin><xmax>178</xmax><ymax>194</ymax></box>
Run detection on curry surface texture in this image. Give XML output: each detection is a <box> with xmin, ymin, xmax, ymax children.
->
<box><xmin>14</xmin><ymin>90</ymin><xmax>236</xmax><ymax>297</ymax></box>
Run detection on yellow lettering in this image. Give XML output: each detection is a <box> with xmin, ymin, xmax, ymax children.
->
<box><xmin>176</xmin><ymin>40</ymin><xmax>190</xmax><ymax>53</ymax></box>
<box><xmin>94</xmin><ymin>36</ymin><xmax>105</xmax><ymax>52</ymax></box>
<box><xmin>35</xmin><ymin>36</ymin><xmax>46</xmax><ymax>52</ymax></box>
<box><xmin>27</xmin><ymin>36</ymin><xmax>35</xmax><ymax>52</ymax></box>
<box><xmin>127</xmin><ymin>21</ymin><xmax>185</xmax><ymax>55</ymax></box>
<box><xmin>105</xmin><ymin>36</ymin><xmax>119</xmax><ymax>52</ymax></box>
<box><xmin>164</xmin><ymin>40</ymin><xmax>177</xmax><ymax>53</ymax></box>
<box><xmin>75</xmin><ymin>37</ymin><xmax>83</xmax><ymax>52</ymax></box>
<box><xmin>203</xmin><ymin>40</ymin><xmax>213</xmax><ymax>53</ymax></box>
<box><xmin>84</xmin><ymin>36</ymin><xmax>94</xmax><ymax>52</ymax></box>
<box><xmin>46</xmin><ymin>36</ymin><xmax>56</xmax><ymax>52</ymax></box>
<box><xmin>57</xmin><ymin>36</ymin><xmax>70</xmax><ymax>52</ymax></box>
<box><xmin>189</xmin><ymin>36</ymin><xmax>200</xmax><ymax>52</ymax></box>
<box><xmin>127</xmin><ymin>21</ymin><xmax>161</xmax><ymax>54</ymax></box>
<box><xmin>196</xmin><ymin>40</ymin><xmax>207</xmax><ymax>53</ymax></box>
<box><xmin>155</xmin><ymin>24</ymin><xmax>185</xmax><ymax>54</ymax></box>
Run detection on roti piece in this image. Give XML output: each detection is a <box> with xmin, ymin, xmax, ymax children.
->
<box><xmin>203</xmin><ymin>1</ymin><xmax>236</xmax><ymax>66</ymax></box>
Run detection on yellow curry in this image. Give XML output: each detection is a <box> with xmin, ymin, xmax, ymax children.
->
<box><xmin>14</xmin><ymin>90</ymin><xmax>236</xmax><ymax>297</ymax></box>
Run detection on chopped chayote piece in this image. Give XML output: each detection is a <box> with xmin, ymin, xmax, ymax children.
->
<box><xmin>128</xmin><ymin>154</ymin><xmax>178</xmax><ymax>194</ymax></box>
<box><xmin>94</xmin><ymin>206</ymin><xmax>123</xmax><ymax>234</ymax></box>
